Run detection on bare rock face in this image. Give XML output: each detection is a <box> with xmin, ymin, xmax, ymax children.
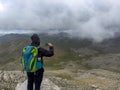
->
<box><xmin>41</xmin><ymin>78</ymin><xmax>60</xmax><ymax>90</ymax></box>
<box><xmin>0</xmin><ymin>71</ymin><xmax>60</xmax><ymax>90</ymax></box>
<box><xmin>0</xmin><ymin>71</ymin><xmax>26</xmax><ymax>90</ymax></box>
<box><xmin>16</xmin><ymin>79</ymin><xmax>60</xmax><ymax>90</ymax></box>
<box><xmin>0</xmin><ymin>70</ymin><xmax>81</xmax><ymax>90</ymax></box>
<box><xmin>1</xmin><ymin>70</ymin><xmax>120</xmax><ymax>90</ymax></box>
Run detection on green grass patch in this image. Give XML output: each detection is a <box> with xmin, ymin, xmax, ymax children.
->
<box><xmin>44</xmin><ymin>48</ymin><xmax>82</xmax><ymax>70</ymax></box>
<box><xmin>44</xmin><ymin>47</ymin><xmax>94</xmax><ymax>70</ymax></box>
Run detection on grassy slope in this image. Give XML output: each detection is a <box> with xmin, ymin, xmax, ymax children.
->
<box><xmin>0</xmin><ymin>34</ymin><xmax>89</xmax><ymax>71</ymax></box>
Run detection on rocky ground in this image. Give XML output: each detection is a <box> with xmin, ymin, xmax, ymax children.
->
<box><xmin>0</xmin><ymin>71</ymin><xmax>26</xmax><ymax>90</ymax></box>
<box><xmin>0</xmin><ymin>69</ymin><xmax>120</xmax><ymax>90</ymax></box>
<box><xmin>0</xmin><ymin>71</ymin><xmax>60</xmax><ymax>90</ymax></box>
<box><xmin>16</xmin><ymin>78</ymin><xmax>60</xmax><ymax>90</ymax></box>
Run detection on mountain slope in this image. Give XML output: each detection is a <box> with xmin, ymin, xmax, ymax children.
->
<box><xmin>0</xmin><ymin>33</ymin><xmax>120</xmax><ymax>72</ymax></box>
<box><xmin>0</xmin><ymin>33</ymin><xmax>120</xmax><ymax>90</ymax></box>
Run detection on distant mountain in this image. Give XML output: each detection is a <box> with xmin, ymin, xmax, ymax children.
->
<box><xmin>0</xmin><ymin>34</ymin><xmax>28</xmax><ymax>42</ymax></box>
<box><xmin>0</xmin><ymin>33</ymin><xmax>120</xmax><ymax>72</ymax></box>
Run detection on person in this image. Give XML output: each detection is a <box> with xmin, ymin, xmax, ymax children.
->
<box><xmin>27</xmin><ymin>34</ymin><xmax>54</xmax><ymax>90</ymax></box>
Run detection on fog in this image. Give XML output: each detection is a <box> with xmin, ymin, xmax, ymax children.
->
<box><xmin>0</xmin><ymin>0</ymin><xmax>120</xmax><ymax>41</ymax></box>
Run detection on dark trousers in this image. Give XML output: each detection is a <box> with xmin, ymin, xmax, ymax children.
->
<box><xmin>27</xmin><ymin>68</ymin><xmax>44</xmax><ymax>90</ymax></box>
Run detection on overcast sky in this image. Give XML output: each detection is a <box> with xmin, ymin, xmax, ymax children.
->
<box><xmin>0</xmin><ymin>0</ymin><xmax>120</xmax><ymax>41</ymax></box>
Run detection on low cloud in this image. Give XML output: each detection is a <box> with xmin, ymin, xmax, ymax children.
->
<box><xmin>0</xmin><ymin>0</ymin><xmax>120</xmax><ymax>41</ymax></box>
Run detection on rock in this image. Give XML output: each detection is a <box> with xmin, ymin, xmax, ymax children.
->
<box><xmin>3</xmin><ymin>73</ymin><xmax>9</xmax><ymax>81</ymax></box>
<box><xmin>91</xmin><ymin>85</ymin><xmax>100</xmax><ymax>90</ymax></box>
<box><xmin>0</xmin><ymin>70</ymin><xmax>60</xmax><ymax>90</ymax></box>
<box><xmin>1</xmin><ymin>89</ymin><xmax>5</xmax><ymax>90</ymax></box>
<box><xmin>1</xmin><ymin>70</ymin><xmax>120</xmax><ymax>90</ymax></box>
<box><xmin>0</xmin><ymin>70</ymin><xmax>26</xmax><ymax>90</ymax></box>
<box><xmin>15</xmin><ymin>81</ymin><xmax>27</xmax><ymax>90</ymax></box>
<box><xmin>16</xmin><ymin>78</ymin><xmax>60</xmax><ymax>90</ymax></box>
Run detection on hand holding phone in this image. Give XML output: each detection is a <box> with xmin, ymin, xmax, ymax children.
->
<box><xmin>46</xmin><ymin>43</ymin><xmax>53</xmax><ymax>47</ymax></box>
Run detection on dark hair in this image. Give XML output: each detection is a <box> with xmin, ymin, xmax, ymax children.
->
<box><xmin>31</xmin><ymin>34</ymin><xmax>40</xmax><ymax>46</ymax></box>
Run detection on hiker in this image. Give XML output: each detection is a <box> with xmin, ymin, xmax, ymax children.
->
<box><xmin>22</xmin><ymin>34</ymin><xmax>54</xmax><ymax>90</ymax></box>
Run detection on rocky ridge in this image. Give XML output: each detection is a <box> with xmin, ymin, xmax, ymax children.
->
<box><xmin>0</xmin><ymin>71</ymin><xmax>60</xmax><ymax>90</ymax></box>
<box><xmin>0</xmin><ymin>71</ymin><xmax>26</xmax><ymax>90</ymax></box>
<box><xmin>0</xmin><ymin>69</ymin><xmax>120</xmax><ymax>90</ymax></box>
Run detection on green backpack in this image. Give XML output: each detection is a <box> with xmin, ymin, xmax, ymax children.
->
<box><xmin>22</xmin><ymin>46</ymin><xmax>44</xmax><ymax>72</ymax></box>
<box><xmin>22</xmin><ymin>46</ymin><xmax>38</xmax><ymax>72</ymax></box>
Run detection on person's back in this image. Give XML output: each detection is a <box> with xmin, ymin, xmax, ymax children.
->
<box><xmin>25</xmin><ymin>34</ymin><xmax>54</xmax><ymax>90</ymax></box>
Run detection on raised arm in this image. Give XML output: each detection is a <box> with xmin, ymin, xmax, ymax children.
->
<box><xmin>38</xmin><ymin>43</ymin><xmax>54</xmax><ymax>57</ymax></box>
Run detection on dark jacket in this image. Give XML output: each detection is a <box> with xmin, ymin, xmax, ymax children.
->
<box><xmin>38</xmin><ymin>46</ymin><xmax>54</xmax><ymax>64</ymax></box>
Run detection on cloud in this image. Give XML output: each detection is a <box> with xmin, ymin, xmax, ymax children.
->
<box><xmin>0</xmin><ymin>0</ymin><xmax>120</xmax><ymax>41</ymax></box>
